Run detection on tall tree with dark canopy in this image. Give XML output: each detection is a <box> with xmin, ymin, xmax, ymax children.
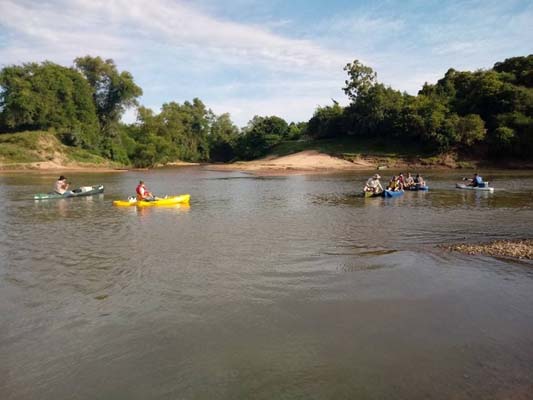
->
<box><xmin>74</xmin><ymin>56</ymin><xmax>142</xmax><ymax>136</ymax></box>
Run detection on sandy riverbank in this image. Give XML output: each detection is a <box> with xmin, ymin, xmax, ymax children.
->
<box><xmin>441</xmin><ymin>239</ymin><xmax>533</xmax><ymax>261</ymax></box>
<box><xmin>207</xmin><ymin>150</ymin><xmax>377</xmax><ymax>175</ymax></box>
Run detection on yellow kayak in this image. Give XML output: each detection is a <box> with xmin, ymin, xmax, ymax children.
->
<box><xmin>113</xmin><ymin>194</ymin><xmax>190</xmax><ymax>207</ymax></box>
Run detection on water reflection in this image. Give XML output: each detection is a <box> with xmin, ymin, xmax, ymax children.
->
<box><xmin>133</xmin><ymin>203</ymin><xmax>191</xmax><ymax>217</ymax></box>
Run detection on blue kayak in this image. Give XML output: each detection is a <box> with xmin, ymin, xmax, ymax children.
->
<box><xmin>383</xmin><ymin>189</ymin><xmax>404</xmax><ymax>197</ymax></box>
<box><xmin>407</xmin><ymin>185</ymin><xmax>429</xmax><ymax>191</ymax></box>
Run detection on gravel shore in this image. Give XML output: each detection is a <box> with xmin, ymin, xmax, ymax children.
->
<box><xmin>441</xmin><ymin>239</ymin><xmax>533</xmax><ymax>260</ymax></box>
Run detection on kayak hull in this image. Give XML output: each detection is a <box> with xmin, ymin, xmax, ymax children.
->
<box><xmin>407</xmin><ymin>185</ymin><xmax>429</xmax><ymax>191</ymax></box>
<box><xmin>34</xmin><ymin>185</ymin><xmax>104</xmax><ymax>200</ymax></box>
<box><xmin>113</xmin><ymin>194</ymin><xmax>190</xmax><ymax>207</ymax></box>
<box><xmin>364</xmin><ymin>190</ymin><xmax>382</xmax><ymax>198</ymax></box>
<box><xmin>383</xmin><ymin>190</ymin><xmax>404</xmax><ymax>198</ymax></box>
<box><xmin>456</xmin><ymin>183</ymin><xmax>494</xmax><ymax>193</ymax></box>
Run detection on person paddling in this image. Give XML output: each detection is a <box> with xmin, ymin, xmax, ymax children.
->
<box><xmin>387</xmin><ymin>175</ymin><xmax>403</xmax><ymax>191</ymax></box>
<box><xmin>404</xmin><ymin>173</ymin><xmax>414</xmax><ymax>189</ymax></box>
<box><xmin>467</xmin><ymin>173</ymin><xmax>483</xmax><ymax>187</ymax></box>
<box><xmin>54</xmin><ymin>175</ymin><xmax>70</xmax><ymax>195</ymax></box>
<box><xmin>363</xmin><ymin>174</ymin><xmax>383</xmax><ymax>194</ymax></box>
<box><xmin>136</xmin><ymin>180</ymin><xmax>156</xmax><ymax>201</ymax></box>
<box><xmin>414</xmin><ymin>173</ymin><xmax>425</xmax><ymax>188</ymax></box>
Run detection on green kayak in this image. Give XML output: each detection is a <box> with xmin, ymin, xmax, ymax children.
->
<box><xmin>34</xmin><ymin>185</ymin><xmax>104</xmax><ymax>200</ymax></box>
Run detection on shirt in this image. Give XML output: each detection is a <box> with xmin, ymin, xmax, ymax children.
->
<box><xmin>54</xmin><ymin>180</ymin><xmax>67</xmax><ymax>194</ymax></box>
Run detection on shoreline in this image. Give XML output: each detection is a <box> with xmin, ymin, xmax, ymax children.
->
<box><xmin>2</xmin><ymin>150</ymin><xmax>533</xmax><ymax>175</ymax></box>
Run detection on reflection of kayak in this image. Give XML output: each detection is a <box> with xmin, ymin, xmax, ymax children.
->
<box><xmin>113</xmin><ymin>194</ymin><xmax>190</xmax><ymax>207</ymax></box>
<box><xmin>383</xmin><ymin>189</ymin><xmax>404</xmax><ymax>198</ymax></box>
<box><xmin>364</xmin><ymin>190</ymin><xmax>382</xmax><ymax>198</ymax></box>
<box><xmin>34</xmin><ymin>185</ymin><xmax>104</xmax><ymax>200</ymax></box>
<box><xmin>407</xmin><ymin>185</ymin><xmax>429</xmax><ymax>191</ymax></box>
<box><xmin>455</xmin><ymin>183</ymin><xmax>494</xmax><ymax>193</ymax></box>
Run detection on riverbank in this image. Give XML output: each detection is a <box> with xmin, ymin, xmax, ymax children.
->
<box><xmin>441</xmin><ymin>239</ymin><xmax>533</xmax><ymax>261</ymax></box>
<box><xmin>206</xmin><ymin>150</ymin><xmax>478</xmax><ymax>175</ymax></box>
<box><xmin>3</xmin><ymin>131</ymin><xmax>532</xmax><ymax>174</ymax></box>
<box><xmin>207</xmin><ymin>150</ymin><xmax>374</xmax><ymax>174</ymax></box>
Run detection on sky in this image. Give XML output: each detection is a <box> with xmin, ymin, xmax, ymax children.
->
<box><xmin>0</xmin><ymin>0</ymin><xmax>532</xmax><ymax>126</ymax></box>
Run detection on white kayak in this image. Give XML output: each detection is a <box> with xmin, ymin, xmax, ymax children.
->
<box><xmin>456</xmin><ymin>183</ymin><xmax>494</xmax><ymax>193</ymax></box>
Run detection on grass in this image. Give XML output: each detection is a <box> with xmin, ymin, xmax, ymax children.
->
<box><xmin>0</xmin><ymin>131</ymin><xmax>49</xmax><ymax>163</ymax></box>
<box><xmin>0</xmin><ymin>130</ymin><xmax>111</xmax><ymax>167</ymax></box>
<box><xmin>0</xmin><ymin>143</ymin><xmax>44</xmax><ymax>163</ymax></box>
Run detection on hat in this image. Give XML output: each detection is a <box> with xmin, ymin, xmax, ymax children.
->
<box><xmin>373</xmin><ymin>174</ymin><xmax>381</xmax><ymax>179</ymax></box>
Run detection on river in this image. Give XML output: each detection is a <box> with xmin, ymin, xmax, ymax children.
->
<box><xmin>1</xmin><ymin>168</ymin><xmax>533</xmax><ymax>399</ymax></box>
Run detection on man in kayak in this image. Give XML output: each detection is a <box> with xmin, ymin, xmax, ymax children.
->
<box><xmin>136</xmin><ymin>180</ymin><xmax>156</xmax><ymax>201</ymax></box>
<box><xmin>363</xmin><ymin>174</ymin><xmax>383</xmax><ymax>194</ymax></box>
<box><xmin>404</xmin><ymin>173</ymin><xmax>415</xmax><ymax>189</ymax></box>
<box><xmin>54</xmin><ymin>176</ymin><xmax>70</xmax><ymax>195</ymax></box>
<box><xmin>414</xmin><ymin>174</ymin><xmax>425</xmax><ymax>188</ymax></box>
<box><xmin>467</xmin><ymin>173</ymin><xmax>483</xmax><ymax>187</ymax></box>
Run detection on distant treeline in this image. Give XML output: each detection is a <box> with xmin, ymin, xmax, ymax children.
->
<box><xmin>0</xmin><ymin>55</ymin><xmax>532</xmax><ymax>166</ymax></box>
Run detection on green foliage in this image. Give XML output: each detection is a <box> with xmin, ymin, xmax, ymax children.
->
<box><xmin>0</xmin><ymin>62</ymin><xmax>100</xmax><ymax>147</ymax></box>
<box><xmin>2</xmin><ymin>54</ymin><xmax>532</xmax><ymax>166</ymax></box>
<box><xmin>310</xmin><ymin>55</ymin><xmax>533</xmax><ymax>159</ymax></box>
<box><xmin>343</xmin><ymin>60</ymin><xmax>377</xmax><ymax>102</ymax></box>
<box><xmin>126</xmin><ymin>98</ymin><xmax>212</xmax><ymax>167</ymax></box>
<box><xmin>493</xmin><ymin>55</ymin><xmax>533</xmax><ymax>88</ymax></box>
<box><xmin>236</xmin><ymin>115</ymin><xmax>289</xmax><ymax>160</ymax></box>
<box><xmin>454</xmin><ymin>114</ymin><xmax>486</xmax><ymax>147</ymax></box>
<box><xmin>208</xmin><ymin>113</ymin><xmax>240</xmax><ymax>162</ymax></box>
<box><xmin>0</xmin><ymin>130</ymin><xmax>109</xmax><ymax>165</ymax></box>
<box><xmin>307</xmin><ymin>102</ymin><xmax>346</xmax><ymax>139</ymax></box>
<box><xmin>287</xmin><ymin>121</ymin><xmax>307</xmax><ymax>140</ymax></box>
<box><xmin>74</xmin><ymin>55</ymin><xmax>142</xmax><ymax>137</ymax></box>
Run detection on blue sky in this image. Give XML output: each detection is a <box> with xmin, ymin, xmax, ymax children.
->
<box><xmin>0</xmin><ymin>0</ymin><xmax>532</xmax><ymax>126</ymax></box>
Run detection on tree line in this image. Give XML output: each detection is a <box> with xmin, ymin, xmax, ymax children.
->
<box><xmin>0</xmin><ymin>55</ymin><xmax>531</xmax><ymax>166</ymax></box>
<box><xmin>309</xmin><ymin>55</ymin><xmax>533</xmax><ymax>159</ymax></box>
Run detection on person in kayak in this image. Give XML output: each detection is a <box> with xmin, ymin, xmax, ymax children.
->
<box><xmin>54</xmin><ymin>176</ymin><xmax>70</xmax><ymax>195</ymax></box>
<box><xmin>136</xmin><ymin>180</ymin><xmax>156</xmax><ymax>201</ymax></box>
<box><xmin>363</xmin><ymin>174</ymin><xmax>383</xmax><ymax>194</ymax></box>
<box><xmin>414</xmin><ymin>174</ymin><xmax>425</xmax><ymax>188</ymax></box>
<box><xmin>398</xmin><ymin>172</ymin><xmax>405</xmax><ymax>187</ymax></box>
<box><xmin>404</xmin><ymin>173</ymin><xmax>415</xmax><ymax>189</ymax></box>
<box><xmin>467</xmin><ymin>173</ymin><xmax>483</xmax><ymax>187</ymax></box>
<box><xmin>387</xmin><ymin>175</ymin><xmax>403</xmax><ymax>191</ymax></box>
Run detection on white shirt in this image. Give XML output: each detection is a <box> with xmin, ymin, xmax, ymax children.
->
<box><xmin>54</xmin><ymin>180</ymin><xmax>67</xmax><ymax>194</ymax></box>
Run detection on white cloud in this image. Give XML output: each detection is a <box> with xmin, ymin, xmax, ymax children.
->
<box><xmin>1</xmin><ymin>0</ymin><xmax>531</xmax><ymax>126</ymax></box>
<box><xmin>0</xmin><ymin>0</ymin><xmax>347</xmax><ymax>71</ymax></box>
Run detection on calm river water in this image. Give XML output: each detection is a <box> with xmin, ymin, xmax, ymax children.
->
<box><xmin>1</xmin><ymin>168</ymin><xmax>533</xmax><ymax>399</ymax></box>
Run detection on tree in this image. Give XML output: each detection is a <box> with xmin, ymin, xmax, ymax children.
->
<box><xmin>343</xmin><ymin>60</ymin><xmax>377</xmax><ymax>102</ymax></box>
<box><xmin>0</xmin><ymin>62</ymin><xmax>100</xmax><ymax>147</ymax></box>
<box><xmin>287</xmin><ymin>121</ymin><xmax>307</xmax><ymax>140</ymax></box>
<box><xmin>454</xmin><ymin>114</ymin><xmax>486</xmax><ymax>147</ymax></box>
<box><xmin>208</xmin><ymin>113</ymin><xmax>239</xmax><ymax>162</ymax></box>
<box><xmin>74</xmin><ymin>56</ymin><xmax>142</xmax><ymax>136</ymax></box>
<box><xmin>236</xmin><ymin>116</ymin><xmax>288</xmax><ymax>159</ymax></box>
<box><xmin>493</xmin><ymin>55</ymin><xmax>533</xmax><ymax>88</ymax></box>
<box><xmin>307</xmin><ymin>103</ymin><xmax>345</xmax><ymax>139</ymax></box>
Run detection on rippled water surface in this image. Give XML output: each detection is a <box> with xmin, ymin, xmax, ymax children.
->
<box><xmin>1</xmin><ymin>168</ymin><xmax>533</xmax><ymax>399</ymax></box>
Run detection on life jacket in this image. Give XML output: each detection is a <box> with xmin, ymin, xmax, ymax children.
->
<box><xmin>136</xmin><ymin>184</ymin><xmax>145</xmax><ymax>200</ymax></box>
